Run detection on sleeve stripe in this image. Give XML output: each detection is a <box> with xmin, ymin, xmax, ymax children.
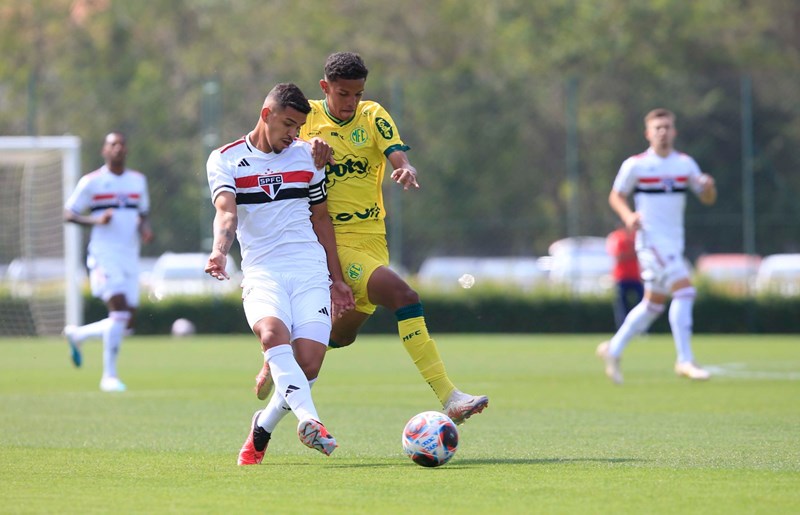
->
<box><xmin>212</xmin><ymin>184</ymin><xmax>236</xmax><ymax>201</ymax></box>
<box><xmin>308</xmin><ymin>180</ymin><xmax>327</xmax><ymax>205</ymax></box>
<box><xmin>383</xmin><ymin>143</ymin><xmax>410</xmax><ymax>157</ymax></box>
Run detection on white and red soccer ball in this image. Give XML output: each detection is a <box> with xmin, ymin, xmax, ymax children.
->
<box><xmin>402</xmin><ymin>411</ymin><xmax>459</xmax><ymax>467</ymax></box>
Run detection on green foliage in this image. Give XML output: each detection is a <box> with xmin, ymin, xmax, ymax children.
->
<box><xmin>84</xmin><ymin>293</ymin><xmax>248</xmax><ymax>335</ymax></box>
<box><xmin>1</xmin><ymin>1</ymin><xmax>799</xmax><ymax>265</ymax></box>
<box><xmin>78</xmin><ymin>288</ymin><xmax>800</xmax><ymax>335</ymax></box>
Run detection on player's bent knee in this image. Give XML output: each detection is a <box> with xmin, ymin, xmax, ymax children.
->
<box><xmin>388</xmin><ymin>288</ymin><xmax>420</xmax><ymax>311</ymax></box>
<box><xmin>329</xmin><ymin>336</ymin><xmax>355</xmax><ymax>349</ymax></box>
<box><xmin>403</xmin><ymin>288</ymin><xmax>421</xmax><ymax>306</ymax></box>
<box><xmin>297</xmin><ymin>359</ymin><xmax>322</xmax><ymax>379</ymax></box>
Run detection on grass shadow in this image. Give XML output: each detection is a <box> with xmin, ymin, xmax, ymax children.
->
<box><xmin>324</xmin><ymin>456</ymin><xmax>644</xmax><ymax>469</ymax></box>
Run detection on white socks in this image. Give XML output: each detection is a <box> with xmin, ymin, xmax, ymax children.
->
<box><xmin>609</xmin><ymin>287</ymin><xmax>698</xmax><ymax>364</ymax></box>
<box><xmin>669</xmin><ymin>287</ymin><xmax>696</xmax><ymax>364</ymax></box>
<box><xmin>609</xmin><ymin>300</ymin><xmax>665</xmax><ymax>357</ymax></box>
<box><xmin>263</xmin><ymin>345</ymin><xmax>319</xmax><ymax>424</ymax></box>
<box><xmin>71</xmin><ymin>318</ymin><xmax>110</xmax><ymax>344</ymax></box>
<box><xmin>102</xmin><ymin>311</ymin><xmax>130</xmax><ymax>379</ymax></box>
<box><xmin>71</xmin><ymin>316</ymin><xmax>133</xmax><ymax>343</ymax></box>
<box><xmin>258</xmin><ymin>377</ymin><xmax>317</xmax><ymax>432</ymax></box>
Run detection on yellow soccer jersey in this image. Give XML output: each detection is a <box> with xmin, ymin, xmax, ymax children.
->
<box><xmin>301</xmin><ymin>99</ymin><xmax>409</xmax><ymax>234</ymax></box>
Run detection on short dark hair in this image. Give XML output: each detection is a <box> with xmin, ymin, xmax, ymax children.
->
<box><xmin>266</xmin><ymin>83</ymin><xmax>311</xmax><ymax>114</ymax></box>
<box><xmin>324</xmin><ymin>52</ymin><xmax>369</xmax><ymax>82</ymax></box>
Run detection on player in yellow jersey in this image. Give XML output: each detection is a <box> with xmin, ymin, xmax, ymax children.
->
<box><xmin>254</xmin><ymin>52</ymin><xmax>488</xmax><ymax>425</ymax></box>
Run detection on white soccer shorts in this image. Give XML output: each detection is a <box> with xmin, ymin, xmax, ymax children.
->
<box><xmin>636</xmin><ymin>244</ymin><xmax>691</xmax><ymax>295</ymax></box>
<box><xmin>87</xmin><ymin>254</ymin><xmax>140</xmax><ymax>307</ymax></box>
<box><xmin>242</xmin><ymin>271</ymin><xmax>332</xmax><ymax>344</ymax></box>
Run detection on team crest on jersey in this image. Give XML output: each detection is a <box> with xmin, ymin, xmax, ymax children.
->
<box><xmin>376</xmin><ymin>117</ymin><xmax>394</xmax><ymax>140</ymax></box>
<box><xmin>258</xmin><ymin>175</ymin><xmax>283</xmax><ymax>198</ymax></box>
<box><xmin>349</xmin><ymin>126</ymin><xmax>368</xmax><ymax>147</ymax></box>
<box><xmin>662</xmin><ymin>178</ymin><xmax>675</xmax><ymax>192</ymax></box>
<box><xmin>116</xmin><ymin>194</ymin><xmax>129</xmax><ymax>206</ymax></box>
<box><xmin>347</xmin><ymin>262</ymin><xmax>364</xmax><ymax>282</ymax></box>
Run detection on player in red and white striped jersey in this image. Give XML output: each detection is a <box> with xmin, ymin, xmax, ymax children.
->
<box><xmin>63</xmin><ymin>131</ymin><xmax>153</xmax><ymax>392</ymax></box>
<box><xmin>597</xmin><ymin>108</ymin><xmax>717</xmax><ymax>384</ymax></box>
<box><xmin>205</xmin><ymin>83</ymin><xmax>354</xmax><ymax>464</ymax></box>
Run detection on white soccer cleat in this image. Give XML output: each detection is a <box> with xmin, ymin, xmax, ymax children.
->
<box><xmin>297</xmin><ymin>419</ymin><xmax>337</xmax><ymax>456</ymax></box>
<box><xmin>596</xmin><ymin>341</ymin><xmax>623</xmax><ymax>384</ymax></box>
<box><xmin>443</xmin><ymin>389</ymin><xmax>489</xmax><ymax>425</ymax></box>
<box><xmin>100</xmin><ymin>376</ymin><xmax>127</xmax><ymax>392</ymax></box>
<box><xmin>674</xmin><ymin>362</ymin><xmax>711</xmax><ymax>381</ymax></box>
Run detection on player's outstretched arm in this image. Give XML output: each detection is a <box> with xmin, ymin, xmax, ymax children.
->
<box><xmin>205</xmin><ymin>191</ymin><xmax>237</xmax><ymax>281</ymax></box>
<box><xmin>388</xmin><ymin>151</ymin><xmax>419</xmax><ymax>191</ymax></box>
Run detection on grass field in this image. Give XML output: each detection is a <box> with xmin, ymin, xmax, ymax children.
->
<box><xmin>1</xmin><ymin>333</ymin><xmax>798</xmax><ymax>514</ymax></box>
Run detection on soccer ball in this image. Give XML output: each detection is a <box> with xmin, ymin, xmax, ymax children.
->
<box><xmin>171</xmin><ymin>318</ymin><xmax>196</xmax><ymax>337</ymax></box>
<box><xmin>401</xmin><ymin>411</ymin><xmax>459</xmax><ymax>467</ymax></box>
<box><xmin>458</xmin><ymin>273</ymin><xmax>475</xmax><ymax>289</ymax></box>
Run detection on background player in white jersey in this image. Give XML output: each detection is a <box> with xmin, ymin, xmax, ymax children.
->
<box><xmin>205</xmin><ymin>83</ymin><xmax>354</xmax><ymax>464</ymax></box>
<box><xmin>596</xmin><ymin>108</ymin><xmax>717</xmax><ymax>384</ymax></box>
<box><xmin>63</xmin><ymin>132</ymin><xmax>154</xmax><ymax>392</ymax></box>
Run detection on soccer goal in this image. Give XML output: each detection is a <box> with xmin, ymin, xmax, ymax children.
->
<box><xmin>0</xmin><ymin>136</ymin><xmax>83</xmax><ymax>336</ymax></box>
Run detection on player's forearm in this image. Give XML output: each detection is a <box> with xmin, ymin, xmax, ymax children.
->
<box><xmin>608</xmin><ymin>191</ymin><xmax>633</xmax><ymax>222</ymax></box>
<box><xmin>211</xmin><ymin>211</ymin><xmax>237</xmax><ymax>256</ymax></box>
<box><xmin>323</xmin><ymin>237</ymin><xmax>347</xmax><ymax>283</ymax></box>
<box><xmin>138</xmin><ymin>215</ymin><xmax>154</xmax><ymax>243</ymax></box>
<box><xmin>312</xmin><ymin>217</ymin><xmax>346</xmax><ymax>283</ymax></box>
<box><xmin>388</xmin><ymin>150</ymin><xmax>413</xmax><ymax>171</ymax></box>
<box><xmin>63</xmin><ymin>209</ymin><xmax>102</xmax><ymax>227</ymax></box>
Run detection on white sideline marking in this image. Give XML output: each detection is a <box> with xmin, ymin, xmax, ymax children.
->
<box><xmin>704</xmin><ymin>363</ymin><xmax>800</xmax><ymax>381</ymax></box>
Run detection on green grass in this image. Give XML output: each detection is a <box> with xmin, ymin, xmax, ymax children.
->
<box><xmin>1</xmin><ymin>333</ymin><xmax>798</xmax><ymax>514</ymax></box>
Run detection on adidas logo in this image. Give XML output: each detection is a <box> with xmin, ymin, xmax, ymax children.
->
<box><xmin>237</xmin><ymin>158</ymin><xmax>250</xmax><ymax>167</ymax></box>
<box><xmin>284</xmin><ymin>384</ymin><xmax>300</xmax><ymax>398</ymax></box>
<box><xmin>318</xmin><ymin>307</ymin><xmax>329</xmax><ymax>316</ymax></box>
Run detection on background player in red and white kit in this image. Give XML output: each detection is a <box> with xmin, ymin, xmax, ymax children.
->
<box><xmin>596</xmin><ymin>108</ymin><xmax>717</xmax><ymax>384</ymax></box>
<box><xmin>606</xmin><ymin>224</ymin><xmax>643</xmax><ymax>329</ymax></box>
<box><xmin>205</xmin><ymin>83</ymin><xmax>354</xmax><ymax>464</ymax></box>
<box><xmin>63</xmin><ymin>132</ymin><xmax>154</xmax><ymax>392</ymax></box>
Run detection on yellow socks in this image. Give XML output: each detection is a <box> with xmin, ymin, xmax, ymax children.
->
<box><xmin>396</xmin><ymin>303</ymin><xmax>455</xmax><ymax>405</ymax></box>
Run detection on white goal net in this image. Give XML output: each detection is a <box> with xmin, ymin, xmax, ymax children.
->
<box><xmin>0</xmin><ymin>137</ymin><xmax>82</xmax><ymax>336</ymax></box>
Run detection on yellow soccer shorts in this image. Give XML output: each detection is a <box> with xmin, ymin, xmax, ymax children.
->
<box><xmin>335</xmin><ymin>232</ymin><xmax>389</xmax><ymax>315</ymax></box>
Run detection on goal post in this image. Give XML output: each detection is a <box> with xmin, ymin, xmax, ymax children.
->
<box><xmin>0</xmin><ymin>136</ymin><xmax>82</xmax><ymax>336</ymax></box>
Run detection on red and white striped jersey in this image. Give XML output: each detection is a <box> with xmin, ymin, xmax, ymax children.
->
<box><xmin>612</xmin><ymin>148</ymin><xmax>704</xmax><ymax>252</ymax></box>
<box><xmin>65</xmin><ymin>165</ymin><xmax>150</xmax><ymax>261</ymax></box>
<box><xmin>207</xmin><ymin>135</ymin><xmax>328</xmax><ymax>274</ymax></box>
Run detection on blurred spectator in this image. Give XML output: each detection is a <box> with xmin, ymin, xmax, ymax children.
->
<box><xmin>606</xmin><ymin>225</ymin><xmax>643</xmax><ymax>329</ymax></box>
